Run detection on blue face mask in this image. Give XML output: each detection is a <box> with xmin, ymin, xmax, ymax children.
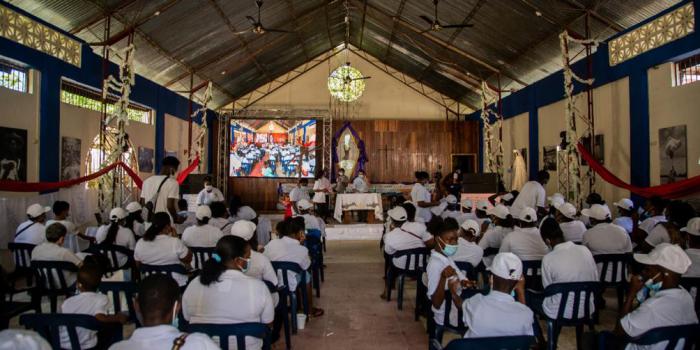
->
<box><xmin>171</xmin><ymin>302</ymin><xmax>179</xmax><ymax>329</ymax></box>
<box><xmin>511</xmin><ymin>290</ymin><xmax>517</xmax><ymax>298</ymax></box>
<box><xmin>439</xmin><ymin>238</ymin><xmax>458</xmax><ymax>257</ymax></box>
<box><xmin>636</xmin><ymin>273</ymin><xmax>662</xmax><ymax>303</ymax></box>
<box><xmin>239</xmin><ymin>258</ymin><xmax>251</xmax><ymax>274</ymax></box>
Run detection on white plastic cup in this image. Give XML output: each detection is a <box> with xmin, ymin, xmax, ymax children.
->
<box><xmin>296</xmin><ymin>313</ymin><xmax>307</xmax><ymax>330</ymax></box>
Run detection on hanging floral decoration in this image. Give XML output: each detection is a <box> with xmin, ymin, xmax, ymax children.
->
<box><xmin>480</xmin><ymin>81</ymin><xmax>504</xmax><ymax>180</ymax></box>
<box><xmin>190</xmin><ymin>81</ymin><xmax>213</xmax><ymax>172</ymax></box>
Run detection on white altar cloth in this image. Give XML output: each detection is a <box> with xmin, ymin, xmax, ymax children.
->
<box><xmin>325</xmin><ymin>224</ymin><xmax>384</xmax><ymax>240</ymax></box>
<box><xmin>333</xmin><ymin>193</ymin><xmax>383</xmax><ymax>222</ymax></box>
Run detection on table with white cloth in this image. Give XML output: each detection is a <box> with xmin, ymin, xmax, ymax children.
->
<box><xmin>333</xmin><ymin>193</ymin><xmax>383</xmax><ymax>223</ymax></box>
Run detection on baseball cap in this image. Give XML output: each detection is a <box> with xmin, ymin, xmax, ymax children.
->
<box><xmin>487</xmin><ymin>204</ymin><xmax>510</xmax><ymax>219</ymax></box>
<box><xmin>681</xmin><ymin>217</ymin><xmax>700</xmax><ymax>236</ymax></box>
<box><xmin>445</xmin><ymin>195</ymin><xmax>458</xmax><ymax>204</ymax></box>
<box><xmin>297</xmin><ymin>199</ymin><xmax>313</xmax><ymax>210</ymax></box>
<box><xmin>237</xmin><ymin>206</ymin><xmax>257</xmax><ymax>220</ymax></box>
<box><xmin>195</xmin><ymin>205</ymin><xmax>212</xmax><ymax>220</ymax></box>
<box><xmin>614</xmin><ymin>198</ymin><xmax>634</xmax><ymax>211</ymax></box>
<box><xmin>476</xmin><ymin>200</ymin><xmax>489</xmax><ymax>211</ymax></box>
<box><xmin>518</xmin><ymin>207</ymin><xmax>537</xmax><ymax>223</ymax></box>
<box><xmin>550</xmin><ymin>197</ymin><xmax>565</xmax><ymax>209</ymax></box>
<box><xmin>548</xmin><ymin>193</ymin><xmax>564</xmax><ymax>203</ymax></box>
<box><xmin>633</xmin><ymin>243</ymin><xmax>692</xmax><ymax>274</ymax></box>
<box><xmin>581</xmin><ymin>204</ymin><xmax>611</xmax><ymax>221</ymax></box>
<box><xmin>230</xmin><ymin>220</ymin><xmax>257</xmax><ymax>240</ymax></box>
<box><xmin>26</xmin><ymin>204</ymin><xmax>51</xmax><ymax>219</ymax></box>
<box><xmin>557</xmin><ymin>203</ymin><xmax>577</xmax><ymax>219</ymax></box>
<box><xmin>461</xmin><ymin>199</ymin><xmax>473</xmax><ymax>209</ymax></box>
<box><xmin>125</xmin><ymin>202</ymin><xmax>142</xmax><ymax>213</ymax></box>
<box><xmin>501</xmin><ymin>193</ymin><xmax>514</xmax><ymax>202</ymax></box>
<box><xmin>431</xmin><ymin>202</ymin><xmax>447</xmax><ymax>216</ymax></box>
<box><xmin>460</xmin><ymin>219</ymin><xmax>481</xmax><ymax>237</ymax></box>
<box><xmin>489</xmin><ymin>253</ymin><xmax>523</xmax><ymax>280</ymax></box>
<box><xmin>109</xmin><ymin>208</ymin><xmax>128</xmax><ymax>221</ymax></box>
<box><xmin>388</xmin><ymin>206</ymin><xmax>408</xmax><ymax>221</ymax></box>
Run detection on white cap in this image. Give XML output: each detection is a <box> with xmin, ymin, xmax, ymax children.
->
<box><xmin>237</xmin><ymin>206</ymin><xmax>257</xmax><ymax>220</ymax></box>
<box><xmin>550</xmin><ymin>197</ymin><xmax>565</xmax><ymax>209</ymax></box>
<box><xmin>489</xmin><ymin>253</ymin><xmax>523</xmax><ymax>280</ymax></box>
<box><xmin>461</xmin><ymin>199</ymin><xmax>473</xmax><ymax>209</ymax></box>
<box><xmin>557</xmin><ymin>202</ymin><xmax>577</xmax><ymax>219</ymax></box>
<box><xmin>297</xmin><ymin>199</ymin><xmax>313</xmax><ymax>210</ymax></box>
<box><xmin>445</xmin><ymin>195</ymin><xmax>458</xmax><ymax>204</ymax></box>
<box><xmin>681</xmin><ymin>217</ymin><xmax>700</xmax><ymax>236</ymax></box>
<box><xmin>581</xmin><ymin>204</ymin><xmax>611</xmax><ymax>221</ymax></box>
<box><xmin>230</xmin><ymin>220</ymin><xmax>257</xmax><ymax>240</ymax></box>
<box><xmin>501</xmin><ymin>193</ymin><xmax>514</xmax><ymax>202</ymax></box>
<box><xmin>518</xmin><ymin>207</ymin><xmax>537</xmax><ymax>223</ymax></box>
<box><xmin>487</xmin><ymin>204</ymin><xmax>510</xmax><ymax>219</ymax></box>
<box><xmin>476</xmin><ymin>200</ymin><xmax>489</xmax><ymax>211</ymax></box>
<box><xmin>125</xmin><ymin>202</ymin><xmax>142</xmax><ymax>213</ymax></box>
<box><xmin>614</xmin><ymin>198</ymin><xmax>634</xmax><ymax>211</ymax></box>
<box><xmin>431</xmin><ymin>202</ymin><xmax>448</xmax><ymax>216</ymax></box>
<box><xmin>460</xmin><ymin>219</ymin><xmax>481</xmax><ymax>237</ymax></box>
<box><xmin>388</xmin><ymin>206</ymin><xmax>407</xmax><ymax>221</ymax></box>
<box><xmin>0</xmin><ymin>329</ymin><xmax>51</xmax><ymax>350</ymax></box>
<box><xmin>548</xmin><ymin>193</ymin><xmax>564</xmax><ymax>203</ymax></box>
<box><xmin>195</xmin><ymin>205</ymin><xmax>212</xmax><ymax>220</ymax></box>
<box><xmin>109</xmin><ymin>208</ymin><xmax>128</xmax><ymax>221</ymax></box>
<box><xmin>26</xmin><ymin>204</ymin><xmax>51</xmax><ymax>219</ymax></box>
<box><xmin>633</xmin><ymin>243</ymin><xmax>692</xmax><ymax>274</ymax></box>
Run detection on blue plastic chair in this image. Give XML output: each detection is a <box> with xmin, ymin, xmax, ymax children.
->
<box><xmin>188</xmin><ymin>247</ymin><xmax>215</xmax><ymax>270</ymax></box>
<box><xmin>598</xmin><ymin>324</ymin><xmax>700</xmax><ymax>350</ymax></box>
<box><xmin>680</xmin><ymin>277</ymin><xmax>700</xmax><ymax>318</ymax></box>
<box><xmin>271</xmin><ymin>261</ymin><xmax>309</xmax><ymax>334</ymax></box>
<box><xmin>98</xmin><ymin>281</ymin><xmax>140</xmax><ymax>327</ymax></box>
<box><xmin>31</xmin><ymin>260</ymin><xmax>78</xmax><ymax>313</ymax></box>
<box><xmin>20</xmin><ymin>313</ymin><xmax>104</xmax><ymax>350</ymax></box>
<box><xmin>537</xmin><ymin>281</ymin><xmax>602</xmax><ymax>350</ymax></box>
<box><xmin>594</xmin><ymin>253</ymin><xmax>631</xmax><ymax>311</ymax></box>
<box><xmin>454</xmin><ymin>261</ymin><xmax>478</xmax><ymax>282</ymax></box>
<box><xmin>430</xmin><ymin>335</ymin><xmax>535</xmax><ymax>350</ymax></box>
<box><xmin>522</xmin><ymin>260</ymin><xmax>543</xmax><ymax>291</ymax></box>
<box><xmin>386</xmin><ymin>247</ymin><xmax>430</xmax><ymax>311</ymax></box>
<box><xmin>263</xmin><ymin>280</ymin><xmax>291</xmax><ymax>350</ymax></box>
<box><xmin>8</xmin><ymin>242</ymin><xmax>36</xmax><ymax>294</ymax></box>
<box><xmin>138</xmin><ymin>263</ymin><xmax>189</xmax><ymax>281</ymax></box>
<box><xmin>86</xmin><ymin>243</ymin><xmax>135</xmax><ymax>273</ymax></box>
<box><xmin>183</xmin><ymin>322</ymin><xmax>271</xmax><ymax>350</ymax></box>
<box><xmin>304</xmin><ymin>232</ymin><xmax>324</xmax><ymax>298</ymax></box>
<box><xmin>1</xmin><ymin>267</ymin><xmax>41</xmax><ymax>329</ymax></box>
<box><xmin>432</xmin><ymin>287</ymin><xmax>487</xmax><ymax>342</ymax></box>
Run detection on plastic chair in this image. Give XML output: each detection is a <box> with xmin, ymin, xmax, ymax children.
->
<box><xmin>454</xmin><ymin>261</ymin><xmax>478</xmax><ymax>282</ymax></box>
<box><xmin>304</xmin><ymin>232</ymin><xmax>324</xmax><ymax>298</ymax></box>
<box><xmin>680</xmin><ymin>277</ymin><xmax>700</xmax><ymax>318</ymax></box>
<box><xmin>431</xmin><ymin>336</ymin><xmax>535</xmax><ymax>350</ymax></box>
<box><xmin>7</xmin><ymin>242</ymin><xmax>36</xmax><ymax>295</ymax></box>
<box><xmin>386</xmin><ymin>247</ymin><xmax>430</xmax><ymax>311</ymax></box>
<box><xmin>20</xmin><ymin>313</ymin><xmax>103</xmax><ymax>350</ymax></box>
<box><xmin>538</xmin><ymin>281</ymin><xmax>602</xmax><ymax>350</ymax></box>
<box><xmin>598</xmin><ymin>324</ymin><xmax>700</xmax><ymax>350</ymax></box>
<box><xmin>263</xmin><ymin>280</ymin><xmax>291</xmax><ymax>350</ymax></box>
<box><xmin>188</xmin><ymin>247</ymin><xmax>215</xmax><ymax>270</ymax></box>
<box><xmin>0</xmin><ymin>267</ymin><xmax>40</xmax><ymax>329</ymax></box>
<box><xmin>271</xmin><ymin>261</ymin><xmax>309</xmax><ymax>334</ymax></box>
<box><xmin>98</xmin><ymin>281</ymin><xmax>140</xmax><ymax>327</ymax></box>
<box><xmin>31</xmin><ymin>260</ymin><xmax>78</xmax><ymax>313</ymax></box>
<box><xmin>85</xmin><ymin>243</ymin><xmax>135</xmax><ymax>274</ymax></box>
<box><xmin>138</xmin><ymin>263</ymin><xmax>189</xmax><ymax>282</ymax></box>
<box><xmin>522</xmin><ymin>260</ymin><xmax>543</xmax><ymax>291</ymax></box>
<box><xmin>594</xmin><ymin>253</ymin><xmax>631</xmax><ymax>311</ymax></box>
<box><xmin>183</xmin><ymin>322</ymin><xmax>271</xmax><ymax>350</ymax></box>
<box><xmin>432</xmin><ymin>287</ymin><xmax>487</xmax><ymax>342</ymax></box>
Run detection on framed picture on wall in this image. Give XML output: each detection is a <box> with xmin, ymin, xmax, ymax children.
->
<box><xmin>61</xmin><ymin>137</ymin><xmax>81</xmax><ymax>181</ymax></box>
<box><xmin>542</xmin><ymin>146</ymin><xmax>557</xmax><ymax>171</ymax></box>
<box><xmin>0</xmin><ymin>126</ymin><xmax>28</xmax><ymax>181</ymax></box>
<box><xmin>659</xmin><ymin>125</ymin><xmax>687</xmax><ymax>184</ymax></box>
<box><xmin>138</xmin><ymin>147</ymin><xmax>155</xmax><ymax>173</ymax></box>
<box><xmin>580</xmin><ymin>134</ymin><xmax>605</xmax><ymax>165</ymax></box>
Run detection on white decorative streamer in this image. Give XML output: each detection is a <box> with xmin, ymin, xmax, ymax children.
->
<box><xmin>480</xmin><ymin>81</ymin><xmax>504</xmax><ymax>180</ymax></box>
<box><xmin>190</xmin><ymin>81</ymin><xmax>213</xmax><ymax>171</ymax></box>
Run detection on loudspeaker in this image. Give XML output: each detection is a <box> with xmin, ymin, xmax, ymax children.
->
<box><xmin>461</xmin><ymin>173</ymin><xmax>499</xmax><ymax>193</ymax></box>
<box><xmin>180</xmin><ymin>174</ymin><xmax>211</xmax><ymax>194</ymax></box>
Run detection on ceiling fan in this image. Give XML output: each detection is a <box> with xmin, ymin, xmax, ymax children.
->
<box><xmin>341</xmin><ymin>62</ymin><xmax>371</xmax><ymax>85</ymax></box>
<box><xmin>234</xmin><ymin>0</ymin><xmax>293</xmax><ymax>35</ymax></box>
<box><xmin>419</xmin><ymin>0</ymin><xmax>474</xmax><ymax>33</ymax></box>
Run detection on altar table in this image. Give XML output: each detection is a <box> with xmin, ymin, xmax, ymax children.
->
<box><xmin>333</xmin><ymin>193</ymin><xmax>383</xmax><ymax>223</ymax></box>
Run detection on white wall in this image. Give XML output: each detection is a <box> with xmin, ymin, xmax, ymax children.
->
<box><xmin>164</xmin><ymin>114</ymin><xmax>208</xmax><ymax>173</ymax></box>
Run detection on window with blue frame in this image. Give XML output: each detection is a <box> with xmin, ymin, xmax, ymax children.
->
<box><xmin>0</xmin><ymin>61</ymin><xmax>28</xmax><ymax>93</ymax></box>
<box><xmin>673</xmin><ymin>53</ymin><xmax>700</xmax><ymax>87</ymax></box>
<box><xmin>60</xmin><ymin>80</ymin><xmax>153</xmax><ymax>124</ymax></box>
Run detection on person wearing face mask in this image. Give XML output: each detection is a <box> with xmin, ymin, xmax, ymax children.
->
<box><xmin>452</xmin><ymin>219</ymin><xmax>484</xmax><ymax>268</ymax></box>
<box><xmin>134</xmin><ymin>213</ymin><xmax>192</xmax><ymax>287</ymax></box>
<box><xmin>109</xmin><ymin>274</ymin><xmax>219</xmax><ymax>350</ymax></box>
<box><xmin>638</xmin><ymin>200</ymin><xmax>696</xmax><ymax>253</ymax></box>
<box><xmin>499</xmin><ymin>207</ymin><xmax>549</xmax><ymax>261</ymax></box>
<box><xmin>610</xmin><ymin>243</ymin><xmax>697</xmax><ymax>349</ymax></box>
<box><xmin>555</xmin><ymin>202</ymin><xmax>587</xmax><ymax>243</ymax></box>
<box><xmin>196</xmin><ymin>176</ymin><xmax>224</xmax><ymax>206</ymax></box>
<box><xmin>479</xmin><ymin>204</ymin><xmax>514</xmax><ymax>266</ymax></box>
<box><xmin>352</xmin><ymin>169</ymin><xmax>370</xmax><ymax>193</ymax></box>
<box><xmin>140</xmin><ymin>156</ymin><xmax>184</xmax><ymax>224</ymax></box>
<box><xmin>182</xmin><ymin>236</ymin><xmax>274</xmax><ymax>350</ymax></box>
<box><xmin>334</xmin><ymin>168</ymin><xmax>349</xmax><ymax>194</ymax></box>
<box><xmin>631</xmin><ymin>196</ymin><xmax>667</xmax><ymax>246</ymax></box>
<box><xmin>462</xmin><ymin>253</ymin><xmax>533</xmax><ymax>338</ymax></box>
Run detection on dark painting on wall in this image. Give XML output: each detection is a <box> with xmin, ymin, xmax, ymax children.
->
<box><xmin>580</xmin><ymin>134</ymin><xmax>605</xmax><ymax>165</ymax></box>
<box><xmin>542</xmin><ymin>146</ymin><xmax>557</xmax><ymax>171</ymax></box>
<box><xmin>0</xmin><ymin>126</ymin><xmax>27</xmax><ymax>181</ymax></box>
<box><xmin>61</xmin><ymin>137</ymin><xmax>81</xmax><ymax>181</ymax></box>
<box><xmin>138</xmin><ymin>147</ymin><xmax>154</xmax><ymax>173</ymax></box>
<box><xmin>659</xmin><ymin>125</ymin><xmax>687</xmax><ymax>184</ymax></box>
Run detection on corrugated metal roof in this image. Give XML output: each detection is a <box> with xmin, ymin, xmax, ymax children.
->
<box><xmin>8</xmin><ymin>0</ymin><xmax>683</xmax><ymax>110</ymax></box>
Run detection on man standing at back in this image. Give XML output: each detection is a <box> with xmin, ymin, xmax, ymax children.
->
<box><xmin>140</xmin><ymin>156</ymin><xmax>184</xmax><ymax>224</ymax></box>
<box><xmin>510</xmin><ymin>170</ymin><xmax>549</xmax><ymax>218</ymax></box>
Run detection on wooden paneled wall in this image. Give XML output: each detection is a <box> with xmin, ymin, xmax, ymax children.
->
<box><xmin>227</xmin><ymin>119</ymin><xmax>479</xmax><ymax>211</ymax></box>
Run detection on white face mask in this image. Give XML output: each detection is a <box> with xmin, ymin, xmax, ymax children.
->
<box><xmin>205</xmin><ymin>185</ymin><xmax>213</xmax><ymax>192</ymax></box>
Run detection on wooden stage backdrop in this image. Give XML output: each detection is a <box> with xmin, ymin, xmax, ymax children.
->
<box><xmin>228</xmin><ymin>119</ymin><xmax>478</xmax><ymax>211</ymax></box>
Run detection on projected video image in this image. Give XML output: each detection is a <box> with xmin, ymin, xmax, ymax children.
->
<box><xmin>229</xmin><ymin>119</ymin><xmax>317</xmax><ymax>178</ymax></box>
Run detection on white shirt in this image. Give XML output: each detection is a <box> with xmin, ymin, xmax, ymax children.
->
<box><xmin>683</xmin><ymin>248</ymin><xmax>700</xmax><ymax>278</ymax></box>
<box><xmin>401</xmin><ymin>222</ymin><xmax>432</xmax><ymax>242</ymax></box>
<box><xmin>352</xmin><ymin>176</ymin><xmax>369</xmax><ymax>193</ymax></box>
<box><xmin>297</xmin><ymin>213</ymin><xmax>321</xmax><ymax>231</ymax></box>
<box><xmin>463</xmin><ymin>291</ymin><xmax>534</xmax><ymax>338</ymax></box>
<box><xmin>182</xmin><ymin>224</ymin><xmax>223</xmax><ymax>248</ymax></box>
<box><xmin>312</xmin><ymin>177</ymin><xmax>332</xmax><ymax>203</ymax></box>
<box><xmin>196</xmin><ymin>187</ymin><xmax>224</xmax><ymax>206</ymax></box>
<box><xmin>96</xmin><ymin>224</ymin><xmax>136</xmax><ymax>267</ymax></box>
<box><xmin>31</xmin><ymin>242</ymin><xmax>83</xmax><ymax>287</ymax></box>
<box><xmin>454</xmin><ymin>212</ymin><xmax>477</xmax><ymax>226</ymax></box>
<box><xmin>108</xmin><ymin>325</ymin><xmax>219</xmax><ymax>350</ymax></box>
<box><xmin>14</xmin><ymin>220</ymin><xmax>46</xmax><ymax>245</ymax></box>
<box><xmin>263</xmin><ymin>237</ymin><xmax>311</xmax><ymax>292</ymax></box>
<box><xmin>182</xmin><ymin>270</ymin><xmax>274</xmax><ymax>350</ymax></box>
<box><xmin>383</xmin><ymin>227</ymin><xmax>427</xmax><ymax>269</ymax></box>
<box><xmin>645</xmin><ymin>224</ymin><xmax>671</xmax><ymax>247</ymax></box>
<box><xmin>510</xmin><ymin>181</ymin><xmax>546</xmax><ymax>217</ymax></box>
<box><xmin>499</xmin><ymin>227</ymin><xmax>549</xmax><ymax>261</ymax></box>
<box><xmin>175</xmin><ymin>211</ymin><xmax>197</xmax><ymax>236</ymax></box>
<box><xmin>620</xmin><ymin>288</ymin><xmax>698</xmax><ymax>350</ymax></box>
<box><xmin>441</xmin><ymin>210</ymin><xmax>462</xmax><ymax>221</ymax></box>
<box><xmin>613</xmin><ymin>216</ymin><xmax>634</xmax><ymax>234</ymax></box>
<box><xmin>246</xmin><ymin>251</ymin><xmax>279</xmax><ymax>286</ymax></box>
<box><xmin>453</xmin><ymin>238</ymin><xmax>484</xmax><ymax>267</ymax></box>
<box><xmin>479</xmin><ymin>226</ymin><xmax>513</xmax><ymax>266</ymax></box>
<box><xmin>134</xmin><ymin>235</ymin><xmax>189</xmax><ymax>286</ymax></box>
<box><xmin>140</xmin><ymin>175</ymin><xmax>180</xmax><ymax>218</ymax></box>
<box><xmin>47</xmin><ymin>219</ymin><xmax>80</xmax><ymax>253</ymax></box>
<box><xmin>209</xmin><ymin>218</ymin><xmax>232</xmax><ymax>233</ymax></box>
<box><xmin>132</xmin><ymin>221</ymin><xmax>146</xmax><ymax>237</ymax></box>
<box><xmin>288</xmin><ymin>186</ymin><xmax>310</xmax><ymax>203</ymax></box>
<box><xmin>582</xmin><ymin>223</ymin><xmax>633</xmax><ymax>255</ymax></box>
<box><xmin>411</xmin><ymin>183</ymin><xmax>432</xmax><ymax>222</ymax></box>
<box><xmin>426</xmin><ymin>251</ymin><xmax>466</xmax><ymax>326</ymax></box>
<box><xmin>638</xmin><ymin>215</ymin><xmax>666</xmax><ymax>234</ymax></box>
<box><xmin>46</xmin><ymin>219</ymin><xmax>77</xmax><ymax>234</ymax></box>
<box><xmin>541</xmin><ymin>241</ymin><xmax>598</xmax><ymax>319</ymax></box>
<box><xmin>60</xmin><ymin>292</ymin><xmax>111</xmax><ymax>349</ymax></box>
<box><xmin>559</xmin><ymin>220</ymin><xmax>587</xmax><ymax>243</ymax></box>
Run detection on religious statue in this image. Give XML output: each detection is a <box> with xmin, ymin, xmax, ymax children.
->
<box><xmin>332</xmin><ymin>122</ymin><xmax>368</xmax><ymax>180</ymax></box>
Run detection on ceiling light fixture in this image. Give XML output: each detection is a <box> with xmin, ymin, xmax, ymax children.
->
<box><xmin>535</xmin><ymin>10</ymin><xmax>542</xmax><ymax>17</ymax></box>
<box><xmin>220</xmin><ymin>70</ymin><xmax>226</xmax><ymax>75</ymax></box>
<box><xmin>154</xmin><ymin>11</ymin><xmax>161</xmax><ymax>16</ymax></box>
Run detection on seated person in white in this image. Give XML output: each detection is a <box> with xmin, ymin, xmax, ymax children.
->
<box><xmin>582</xmin><ymin>204</ymin><xmax>633</xmax><ymax>256</ymax></box>
<box><xmin>383</xmin><ymin>206</ymin><xmax>427</xmax><ymax>270</ymax></box>
<box><xmin>236</xmin><ymin>206</ymin><xmax>271</xmax><ymax>250</ymax></box>
<box><xmin>426</xmin><ymin>217</ymin><xmax>475</xmax><ymax>328</ymax></box>
<box><xmin>453</xmin><ymin>219</ymin><xmax>484</xmax><ymax>268</ymax></box>
<box><xmin>14</xmin><ymin>203</ymin><xmax>50</xmax><ymax>245</ymax></box>
<box><xmin>632</xmin><ymin>196</ymin><xmax>667</xmax><ymax>247</ymax></box>
<box><xmin>479</xmin><ymin>204</ymin><xmax>513</xmax><ymax>256</ymax></box>
<box><xmin>499</xmin><ymin>207</ymin><xmax>549</xmax><ymax>262</ymax></box>
<box><xmin>462</xmin><ymin>253</ymin><xmax>534</xmax><ymax>338</ymax></box>
<box><xmin>400</xmin><ymin>202</ymin><xmax>434</xmax><ymax>248</ymax></box>
<box><xmin>109</xmin><ymin>274</ymin><xmax>220</xmax><ymax>350</ymax></box>
<box><xmin>125</xmin><ymin>202</ymin><xmax>146</xmax><ymax>238</ymax></box>
<box><xmin>612</xmin><ymin>198</ymin><xmax>636</xmax><ymax>235</ymax></box>
<box><xmin>611</xmin><ymin>244</ymin><xmax>698</xmax><ymax>349</ymax></box>
<box><xmin>134</xmin><ymin>213</ymin><xmax>192</xmax><ymax>286</ymax></box>
<box><xmin>455</xmin><ymin>200</ymin><xmax>477</xmax><ymax>225</ymax></box>
<box><xmin>229</xmin><ymin>220</ymin><xmax>279</xmax><ymax>293</ymax></box>
<box><xmin>208</xmin><ymin>202</ymin><xmax>232</xmax><ymax>233</ymax></box>
<box><xmin>96</xmin><ymin>208</ymin><xmax>137</xmax><ymax>268</ymax></box>
<box><xmin>182</xmin><ymin>205</ymin><xmax>223</xmax><ymax>249</ymax></box>
<box><xmin>640</xmin><ymin>200</ymin><xmax>696</xmax><ymax>253</ymax></box>
<box><xmin>60</xmin><ymin>259</ymin><xmax>127</xmax><ymax>350</ymax></box>
<box><xmin>580</xmin><ymin>193</ymin><xmax>606</xmax><ymax>227</ymax></box>
<box><xmin>352</xmin><ymin>170</ymin><xmax>370</xmax><ymax>193</ymax></box>
<box><xmin>175</xmin><ymin>199</ymin><xmax>197</xmax><ymax>236</ymax></box>
<box><xmin>46</xmin><ymin>200</ymin><xmax>84</xmax><ymax>253</ymax></box>
<box><xmin>440</xmin><ymin>195</ymin><xmax>462</xmax><ymax>221</ymax></box>
<box><xmin>474</xmin><ymin>200</ymin><xmax>492</xmax><ymax>234</ymax></box>
<box><xmin>684</xmin><ymin>218</ymin><xmax>700</xmax><ymax>278</ymax></box>
<box><xmin>0</xmin><ymin>329</ymin><xmax>52</xmax><ymax>349</ymax></box>
<box><xmin>537</xmin><ymin>218</ymin><xmax>598</xmax><ymax>320</ymax></box>
<box><xmin>288</xmin><ymin>178</ymin><xmax>310</xmax><ymax>214</ymax></box>
<box><xmin>264</xmin><ymin>218</ymin><xmax>324</xmax><ymax>318</ymax></box>
<box><xmin>294</xmin><ymin>199</ymin><xmax>325</xmax><ymax>237</ymax></box>
<box><xmin>555</xmin><ymin>202</ymin><xmax>587</xmax><ymax>243</ymax></box>
<box><xmin>182</xmin><ymin>236</ymin><xmax>274</xmax><ymax>350</ymax></box>
<box><xmin>196</xmin><ymin>176</ymin><xmax>225</xmax><ymax>206</ymax></box>
<box><xmin>31</xmin><ymin>222</ymin><xmax>83</xmax><ymax>287</ymax></box>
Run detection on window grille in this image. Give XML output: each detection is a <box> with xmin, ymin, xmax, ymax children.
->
<box><xmin>673</xmin><ymin>54</ymin><xmax>700</xmax><ymax>87</ymax></box>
